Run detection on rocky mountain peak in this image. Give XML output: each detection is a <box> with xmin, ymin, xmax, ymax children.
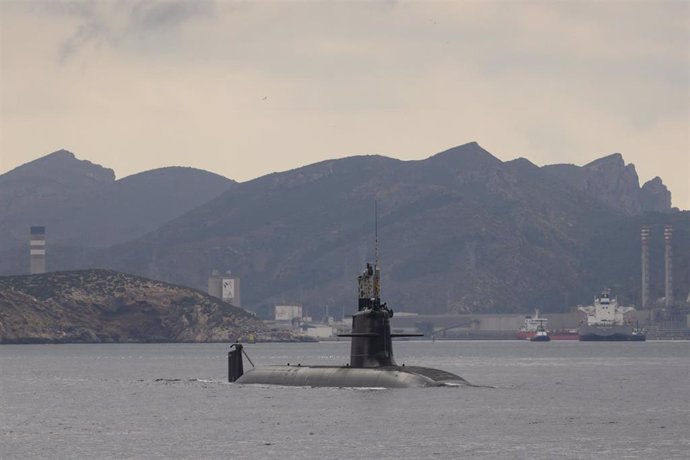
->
<box><xmin>583</xmin><ymin>153</ymin><xmax>639</xmax><ymax>186</ymax></box>
<box><xmin>0</xmin><ymin>149</ymin><xmax>115</xmax><ymax>186</ymax></box>
<box><xmin>584</xmin><ymin>153</ymin><xmax>640</xmax><ymax>213</ymax></box>
<box><xmin>430</xmin><ymin>142</ymin><xmax>502</xmax><ymax>166</ymax></box>
<box><xmin>542</xmin><ymin>153</ymin><xmax>673</xmax><ymax>215</ymax></box>
<box><xmin>43</xmin><ymin>149</ymin><xmax>75</xmax><ymax>161</ymax></box>
<box><xmin>640</xmin><ymin>176</ymin><xmax>672</xmax><ymax>212</ymax></box>
<box><xmin>584</xmin><ymin>152</ymin><xmax>625</xmax><ymax>170</ymax></box>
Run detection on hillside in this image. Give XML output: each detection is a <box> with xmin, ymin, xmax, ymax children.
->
<box><xmin>92</xmin><ymin>143</ymin><xmax>687</xmax><ymax>316</ymax></box>
<box><xmin>0</xmin><ymin>150</ymin><xmax>235</xmax><ymax>250</ymax></box>
<box><xmin>0</xmin><ymin>270</ymin><xmax>294</xmax><ymax>343</ymax></box>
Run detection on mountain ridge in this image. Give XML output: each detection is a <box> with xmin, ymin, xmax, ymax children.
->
<box><xmin>82</xmin><ymin>142</ymin><xmax>682</xmax><ymax>317</ymax></box>
<box><xmin>0</xmin><ymin>143</ymin><xmax>684</xmax><ymax>318</ymax></box>
<box><xmin>0</xmin><ymin>150</ymin><xmax>235</xmax><ymax>250</ymax></box>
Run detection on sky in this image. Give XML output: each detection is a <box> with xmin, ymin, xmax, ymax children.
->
<box><xmin>1</xmin><ymin>0</ymin><xmax>688</xmax><ymax>208</ymax></box>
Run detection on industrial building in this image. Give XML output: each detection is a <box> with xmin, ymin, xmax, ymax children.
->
<box><xmin>207</xmin><ymin>270</ymin><xmax>241</xmax><ymax>307</ymax></box>
<box><xmin>274</xmin><ymin>305</ymin><xmax>303</xmax><ymax>322</ymax></box>
<box><xmin>640</xmin><ymin>224</ymin><xmax>690</xmax><ymax>339</ymax></box>
<box><xmin>267</xmin><ymin>304</ymin><xmax>341</xmax><ymax>339</ymax></box>
<box><xmin>29</xmin><ymin>226</ymin><xmax>46</xmax><ymax>275</ymax></box>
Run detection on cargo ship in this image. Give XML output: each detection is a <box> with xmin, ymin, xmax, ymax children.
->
<box><xmin>516</xmin><ymin>310</ymin><xmax>578</xmax><ymax>340</ymax></box>
<box><xmin>577</xmin><ymin>289</ymin><xmax>646</xmax><ymax>341</ymax></box>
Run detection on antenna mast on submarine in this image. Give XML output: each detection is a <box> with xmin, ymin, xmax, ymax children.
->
<box><xmin>375</xmin><ymin>200</ymin><xmax>379</xmax><ymax>268</ymax></box>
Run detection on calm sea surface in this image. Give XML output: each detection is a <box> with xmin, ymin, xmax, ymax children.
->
<box><xmin>1</xmin><ymin>340</ymin><xmax>688</xmax><ymax>459</ymax></box>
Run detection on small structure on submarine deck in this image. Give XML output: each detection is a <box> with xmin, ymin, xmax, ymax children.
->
<box><xmin>228</xmin><ymin>262</ymin><xmax>471</xmax><ymax>388</ymax></box>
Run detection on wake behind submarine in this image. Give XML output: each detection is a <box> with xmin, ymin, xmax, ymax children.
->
<box><xmin>228</xmin><ymin>262</ymin><xmax>471</xmax><ymax>388</ymax></box>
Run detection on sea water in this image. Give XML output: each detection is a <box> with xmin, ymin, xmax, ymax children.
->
<box><xmin>1</xmin><ymin>341</ymin><xmax>688</xmax><ymax>459</ymax></box>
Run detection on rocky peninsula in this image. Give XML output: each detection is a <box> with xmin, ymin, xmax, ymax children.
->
<box><xmin>0</xmin><ymin>270</ymin><xmax>293</xmax><ymax>344</ymax></box>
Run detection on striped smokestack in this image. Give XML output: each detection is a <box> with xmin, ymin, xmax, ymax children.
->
<box><xmin>640</xmin><ymin>225</ymin><xmax>650</xmax><ymax>309</ymax></box>
<box><xmin>29</xmin><ymin>226</ymin><xmax>46</xmax><ymax>274</ymax></box>
<box><xmin>664</xmin><ymin>224</ymin><xmax>673</xmax><ymax>307</ymax></box>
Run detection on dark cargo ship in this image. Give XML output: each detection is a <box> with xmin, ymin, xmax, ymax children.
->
<box><xmin>577</xmin><ymin>290</ymin><xmax>646</xmax><ymax>342</ymax></box>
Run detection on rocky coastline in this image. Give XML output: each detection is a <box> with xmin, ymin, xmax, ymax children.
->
<box><xmin>0</xmin><ymin>270</ymin><xmax>298</xmax><ymax>344</ymax></box>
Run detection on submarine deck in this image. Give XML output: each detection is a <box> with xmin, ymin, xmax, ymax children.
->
<box><xmin>235</xmin><ymin>364</ymin><xmax>469</xmax><ymax>388</ymax></box>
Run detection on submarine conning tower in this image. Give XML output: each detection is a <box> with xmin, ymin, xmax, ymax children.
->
<box><xmin>339</xmin><ymin>262</ymin><xmax>416</xmax><ymax>368</ymax></box>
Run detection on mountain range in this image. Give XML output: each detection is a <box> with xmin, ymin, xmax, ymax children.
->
<box><xmin>0</xmin><ymin>149</ymin><xmax>234</xmax><ymax>250</ymax></box>
<box><xmin>0</xmin><ymin>144</ymin><xmax>687</xmax><ymax>318</ymax></box>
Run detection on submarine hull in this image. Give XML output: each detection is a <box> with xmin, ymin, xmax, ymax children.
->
<box><xmin>235</xmin><ymin>365</ymin><xmax>469</xmax><ymax>388</ymax></box>
<box><xmin>227</xmin><ymin>261</ymin><xmax>474</xmax><ymax>388</ymax></box>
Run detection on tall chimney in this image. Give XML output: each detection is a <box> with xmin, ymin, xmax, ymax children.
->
<box><xmin>640</xmin><ymin>225</ymin><xmax>650</xmax><ymax>308</ymax></box>
<box><xmin>664</xmin><ymin>224</ymin><xmax>673</xmax><ymax>307</ymax></box>
<box><xmin>29</xmin><ymin>226</ymin><xmax>46</xmax><ymax>274</ymax></box>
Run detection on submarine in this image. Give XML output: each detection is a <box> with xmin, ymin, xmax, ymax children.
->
<box><xmin>228</xmin><ymin>262</ymin><xmax>471</xmax><ymax>388</ymax></box>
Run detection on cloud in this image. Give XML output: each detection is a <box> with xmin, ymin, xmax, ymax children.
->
<box><xmin>52</xmin><ymin>0</ymin><xmax>216</xmax><ymax>62</ymax></box>
<box><xmin>131</xmin><ymin>0</ymin><xmax>215</xmax><ymax>29</ymax></box>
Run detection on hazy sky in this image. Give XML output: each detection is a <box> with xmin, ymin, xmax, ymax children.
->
<box><xmin>1</xmin><ymin>0</ymin><xmax>688</xmax><ymax>208</ymax></box>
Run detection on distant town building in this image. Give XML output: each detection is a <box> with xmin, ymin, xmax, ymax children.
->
<box><xmin>29</xmin><ymin>226</ymin><xmax>46</xmax><ymax>274</ymax></box>
<box><xmin>275</xmin><ymin>305</ymin><xmax>303</xmax><ymax>322</ymax></box>
<box><xmin>208</xmin><ymin>270</ymin><xmax>241</xmax><ymax>306</ymax></box>
<box><xmin>302</xmin><ymin>324</ymin><xmax>334</xmax><ymax>338</ymax></box>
